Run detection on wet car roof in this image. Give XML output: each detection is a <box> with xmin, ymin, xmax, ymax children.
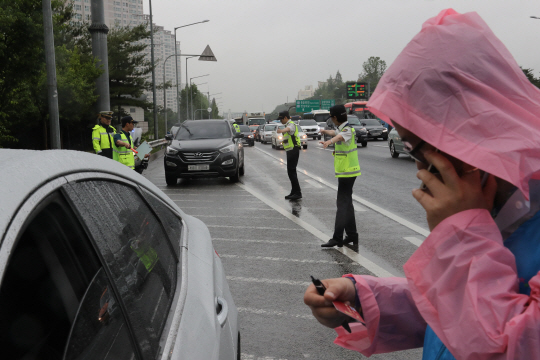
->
<box><xmin>0</xmin><ymin>150</ymin><xmax>174</xmax><ymax>239</ymax></box>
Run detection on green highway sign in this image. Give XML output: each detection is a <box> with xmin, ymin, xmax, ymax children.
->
<box><xmin>296</xmin><ymin>99</ymin><xmax>335</xmax><ymax>112</ymax></box>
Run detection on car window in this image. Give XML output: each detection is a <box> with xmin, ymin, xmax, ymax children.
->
<box><xmin>176</xmin><ymin>121</ymin><xmax>231</xmax><ymax>140</ymax></box>
<box><xmin>63</xmin><ymin>181</ymin><xmax>177</xmax><ymax>359</ymax></box>
<box><xmin>141</xmin><ymin>189</ymin><xmax>182</xmax><ymax>258</ymax></box>
<box><xmin>64</xmin><ymin>268</ymin><xmax>136</xmax><ymax>360</ymax></box>
<box><xmin>347</xmin><ymin>116</ymin><xmax>361</xmax><ymax>125</ymax></box>
<box><xmin>239</xmin><ymin>125</ymin><xmax>250</xmax><ymax>132</ymax></box>
<box><xmin>299</xmin><ymin>120</ymin><xmax>317</xmax><ymax>126</ymax></box>
<box><xmin>313</xmin><ymin>114</ymin><xmax>329</xmax><ymax>122</ymax></box>
<box><xmin>0</xmin><ymin>192</ymin><xmax>135</xmax><ymax>359</ymax></box>
<box><xmin>265</xmin><ymin>125</ymin><xmax>276</xmax><ymax>131</ymax></box>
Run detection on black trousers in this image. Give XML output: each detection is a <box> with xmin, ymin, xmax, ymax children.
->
<box><xmin>286</xmin><ymin>147</ymin><xmax>301</xmax><ymax>195</ymax></box>
<box><xmin>332</xmin><ymin>176</ymin><xmax>358</xmax><ymax>241</ymax></box>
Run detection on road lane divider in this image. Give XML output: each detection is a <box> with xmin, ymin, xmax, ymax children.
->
<box><xmin>236</xmin><ymin>182</ymin><xmax>395</xmax><ymax>277</ymax></box>
<box><xmin>227</xmin><ymin>276</ymin><xmax>312</xmax><ymax>287</ymax></box>
<box><xmin>237</xmin><ymin>307</ymin><xmax>313</xmax><ymax>319</ymax></box>
<box><xmin>213</xmin><ymin>238</ymin><xmax>314</xmax><ymax>245</ymax></box>
<box><xmin>253</xmin><ymin>146</ymin><xmax>430</xmax><ymax>238</ymax></box>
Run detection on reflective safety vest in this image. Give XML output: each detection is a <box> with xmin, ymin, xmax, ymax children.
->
<box><xmin>114</xmin><ymin>131</ymin><xmax>136</xmax><ymax>169</ymax></box>
<box><xmin>92</xmin><ymin>124</ymin><xmax>117</xmax><ymax>155</ymax></box>
<box><xmin>283</xmin><ymin>120</ymin><xmax>301</xmax><ymax>151</ymax></box>
<box><xmin>334</xmin><ymin>125</ymin><xmax>361</xmax><ymax>177</ymax></box>
<box><xmin>233</xmin><ymin>123</ymin><xmax>241</xmax><ymax>133</ymax></box>
<box><xmin>130</xmin><ymin>240</ymin><xmax>159</xmax><ymax>273</ymax></box>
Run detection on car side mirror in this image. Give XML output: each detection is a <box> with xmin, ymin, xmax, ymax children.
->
<box><xmin>165</xmin><ymin>134</ymin><xmax>173</xmax><ymax>141</ymax></box>
<box><xmin>361</xmin><ymin>123</ymin><xmax>367</xmax><ymax>126</ymax></box>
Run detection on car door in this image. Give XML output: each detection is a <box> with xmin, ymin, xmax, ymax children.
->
<box><xmin>0</xmin><ymin>190</ymin><xmax>139</xmax><ymax>360</ymax></box>
<box><xmin>62</xmin><ymin>180</ymin><xmax>179</xmax><ymax>360</ymax></box>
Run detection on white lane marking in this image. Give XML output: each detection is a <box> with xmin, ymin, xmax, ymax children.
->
<box><xmin>237</xmin><ymin>182</ymin><xmax>394</xmax><ymax>277</ymax></box>
<box><xmin>213</xmin><ymin>238</ymin><xmax>313</xmax><ymax>245</ymax></box>
<box><xmin>305</xmin><ymin>179</ymin><xmax>322</xmax><ymax>188</ymax></box>
<box><xmin>241</xmin><ymin>354</ymin><xmax>292</xmax><ymax>360</ymax></box>
<box><xmin>372</xmin><ymin>145</ymin><xmax>388</xmax><ymax>148</ymax></box>
<box><xmin>219</xmin><ymin>254</ymin><xmax>358</xmax><ymax>266</ymax></box>
<box><xmin>227</xmin><ymin>276</ymin><xmax>311</xmax><ymax>287</ymax></box>
<box><xmin>403</xmin><ymin>236</ymin><xmax>424</xmax><ymax>247</ymax></box>
<box><xmin>171</xmin><ymin>199</ymin><xmax>260</xmax><ymax>203</ymax></box>
<box><xmin>207</xmin><ymin>225</ymin><xmax>303</xmax><ymax>231</ymax></box>
<box><xmin>237</xmin><ymin>307</ymin><xmax>313</xmax><ymax>320</ymax></box>
<box><xmin>194</xmin><ymin>215</ymin><xmax>283</xmax><ymax>219</ymax></box>
<box><xmin>353</xmin><ymin>204</ymin><xmax>367</xmax><ymax>212</ymax></box>
<box><xmin>253</xmin><ymin>146</ymin><xmax>430</xmax><ymax>238</ymax></box>
<box><xmin>161</xmin><ymin>192</ymin><xmax>253</xmax><ymax>197</ymax></box>
<box><xmin>179</xmin><ymin>206</ymin><xmax>275</xmax><ymax>211</ymax></box>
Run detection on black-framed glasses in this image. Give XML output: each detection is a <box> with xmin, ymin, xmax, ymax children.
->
<box><xmin>403</xmin><ymin>139</ymin><xmax>428</xmax><ymax>164</ymax></box>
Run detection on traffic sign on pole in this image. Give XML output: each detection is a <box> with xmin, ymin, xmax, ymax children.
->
<box><xmin>347</xmin><ymin>82</ymin><xmax>368</xmax><ymax>99</ymax></box>
<box><xmin>296</xmin><ymin>99</ymin><xmax>335</xmax><ymax>112</ymax></box>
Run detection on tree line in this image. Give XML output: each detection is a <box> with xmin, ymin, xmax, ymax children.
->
<box><xmin>0</xmin><ymin>0</ymin><xmax>217</xmax><ymax>149</ymax></box>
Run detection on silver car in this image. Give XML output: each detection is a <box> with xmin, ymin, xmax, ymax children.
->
<box><xmin>271</xmin><ymin>125</ymin><xmax>308</xmax><ymax>149</ymax></box>
<box><xmin>0</xmin><ymin>150</ymin><xmax>239</xmax><ymax>360</ymax></box>
<box><xmin>388</xmin><ymin>128</ymin><xmax>407</xmax><ymax>158</ymax></box>
<box><xmin>260</xmin><ymin>123</ymin><xmax>278</xmax><ymax>144</ymax></box>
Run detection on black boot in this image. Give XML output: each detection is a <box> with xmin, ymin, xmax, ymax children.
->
<box><xmin>287</xmin><ymin>193</ymin><xmax>302</xmax><ymax>200</ymax></box>
<box><xmin>321</xmin><ymin>238</ymin><xmax>343</xmax><ymax>248</ymax></box>
<box><xmin>344</xmin><ymin>235</ymin><xmax>358</xmax><ymax>245</ymax></box>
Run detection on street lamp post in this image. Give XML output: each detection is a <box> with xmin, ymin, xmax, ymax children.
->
<box><xmin>185</xmin><ymin>56</ymin><xmax>196</xmax><ymax>120</ymax></box>
<box><xmin>148</xmin><ymin>0</ymin><xmax>159</xmax><ymax>139</ymax></box>
<box><xmin>162</xmin><ymin>53</ymin><xmax>180</xmax><ymax>133</ymax></box>
<box><xmin>174</xmin><ymin>20</ymin><xmax>209</xmax><ymax>123</ymax></box>
<box><xmin>190</xmin><ymin>74</ymin><xmax>209</xmax><ymax>119</ymax></box>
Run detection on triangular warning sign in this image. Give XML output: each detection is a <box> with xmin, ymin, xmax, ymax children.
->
<box><xmin>199</xmin><ymin>45</ymin><xmax>217</xmax><ymax>62</ymax></box>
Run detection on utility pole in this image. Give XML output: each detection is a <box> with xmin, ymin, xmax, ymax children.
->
<box><xmin>89</xmin><ymin>0</ymin><xmax>110</xmax><ymax>114</ymax></box>
<box><xmin>42</xmin><ymin>0</ymin><xmax>60</xmax><ymax>149</ymax></box>
<box><xmin>149</xmin><ymin>0</ymin><xmax>158</xmax><ymax>139</ymax></box>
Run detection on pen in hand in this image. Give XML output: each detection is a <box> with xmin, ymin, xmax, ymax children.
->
<box><xmin>310</xmin><ymin>276</ymin><xmax>352</xmax><ymax>333</ymax></box>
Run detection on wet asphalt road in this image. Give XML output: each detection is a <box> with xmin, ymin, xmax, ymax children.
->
<box><xmin>144</xmin><ymin>138</ymin><xmax>426</xmax><ymax>360</ymax></box>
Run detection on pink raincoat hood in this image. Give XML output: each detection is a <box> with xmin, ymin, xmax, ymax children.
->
<box><xmin>368</xmin><ymin>8</ymin><xmax>540</xmax><ymax>198</ymax></box>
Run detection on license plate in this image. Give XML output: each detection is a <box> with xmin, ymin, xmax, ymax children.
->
<box><xmin>188</xmin><ymin>164</ymin><xmax>209</xmax><ymax>171</ymax></box>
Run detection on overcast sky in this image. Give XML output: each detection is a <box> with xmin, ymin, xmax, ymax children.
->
<box><xmin>144</xmin><ymin>0</ymin><xmax>540</xmax><ymax>114</ymax></box>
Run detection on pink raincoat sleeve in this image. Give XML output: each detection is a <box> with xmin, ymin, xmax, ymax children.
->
<box><xmin>333</xmin><ymin>275</ymin><xmax>426</xmax><ymax>356</ymax></box>
<box><xmin>404</xmin><ymin>209</ymin><xmax>540</xmax><ymax>360</ymax></box>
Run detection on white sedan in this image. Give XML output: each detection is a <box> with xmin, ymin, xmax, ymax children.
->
<box><xmin>271</xmin><ymin>125</ymin><xmax>308</xmax><ymax>150</ymax></box>
<box><xmin>259</xmin><ymin>123</ymin><xmax>278</xmax><ymax>144</ymax></box>
<box><xmin>0</xmin><ymin>150</ymin><xmax>239</xmax><ymax>360</ymax></box>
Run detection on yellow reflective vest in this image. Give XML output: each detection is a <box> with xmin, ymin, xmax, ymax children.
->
<box><xmin>233</xmin><ymin>123</ymin><xmax>241</xmax><ymax>133</ymax></box>
<box><xmin>334</xmin><ymin>125</ymin><xmax>361</xmax><ymax>177</ymax></box>
<box><xmin>115</xmin><ymin>131</ymin><xmax>136</xmax><ymax>170</ymax></box>
<box><xmin>283</xmin><ymin>120</ymin><xmax>301</xmax><ymax>151</ymax></box>
<box><xmin>92</xmin><ymin>124</ymin><xmax>117</xmax><ymax>156</ymax></box>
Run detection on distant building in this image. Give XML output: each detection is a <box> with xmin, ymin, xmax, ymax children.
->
<box><xmin>68</xmin><ymin>0</ymin><xmax>182</xmax><ymax>114</ymax></box>
<box><xmin>298</xmin><ymin>85</ymin><xmax>314</xmax><ymax>100</ymax></box>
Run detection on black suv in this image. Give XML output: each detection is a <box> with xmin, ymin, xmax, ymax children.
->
<box><xmin>164</xmin><ymin>120</ymin><xmax>245</xmax><ymax>185</ymax></box>
<box><xmin>323</xmin><ymin>115</ymin><xmax>369</xmax><ymax>147</ymax></box>
<box><xmin>238</xmin><ymin>125</ymin><xmax>255</xmax><ymax>146</ymax></box>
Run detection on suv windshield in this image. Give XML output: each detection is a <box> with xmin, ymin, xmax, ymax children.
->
<box><xmin>347</xmin><ymin>117</ymin><xmax>361</xmax><ymax>125</ymax></box>
<box><xmin>361</xmin><ymin>119</ymin><xmax>382</xmax><ymax>126</ymax></box>
<box><xmin>239</xmin><ymin>125</ymin><xmax>250</xmax><ymax>132</ymax></box>
<box><xmin>176</xmin><ymin>121</ymin><xmax>231</xmax><ymax>140</ymax></box>
<box><xmin>265</xmin><ymin>125</ymin><xmax>276</xmax><ymax>131</ymax></box>
<box><xmin>314</xmin><ymin>114</ymin><xmax>329</xmax><ymax>122</ymax></box>
<box><xmin>299</xmin><ymin>120</ymin><xmax>317</xmax><ymax>126</ymax></box>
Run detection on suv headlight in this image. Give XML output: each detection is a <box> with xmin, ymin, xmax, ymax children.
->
<box><xmin>383</xmin><ymin>128</ymin><xmax>388</xmax><ymax>132</ymax></box>
<box><xmin>360</xmin><ymin>128</ymin><xmax>367</xmax><ymax>133</ymax></box>
<box><xmin>248</xmin><ymin>135</ymin><xmax>253</xmax><ymax>138</ymax></box>
<box><xmin>166</xmin><ymin>146</ymin><xmax>179</xmax><ymax>155</ymax></box>
<box><xmin>219</xmin><ymin>144</ymin><xmax>235</xmax><ymax>153</ymax></box>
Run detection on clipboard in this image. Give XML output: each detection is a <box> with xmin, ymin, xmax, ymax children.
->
<box><xmin>135</xmin><ymin>141</ymin><xmax>151</xmax><ymax>160</ymax></box>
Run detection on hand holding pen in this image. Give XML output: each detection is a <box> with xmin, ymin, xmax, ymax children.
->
<box><xmin>308</xmin><ymin>276</ymin><xmax>363</xmax><ymax>333</ymax></box>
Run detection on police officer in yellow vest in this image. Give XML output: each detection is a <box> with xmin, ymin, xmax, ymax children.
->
<box><xmin>92</xmin><ymin>111</ymin><xmax>116</xmax><ymax>158</ymax></box>
<box><xmin>113</xmin><ymin>116</ymin><xmax>138</xmax><ymax>169</ymax></box>
<box><xmin>232</xmin><ymin>122</ymin><xmax>241</xmax><ymax>133</ymax></box>
<box><xmin>319</xmin><ymin>105</ymin><xmax>361</xmax><ymax>247</ymax></box>
<box><xmin>276</xmin><ymin>110</ymin><xmax>302</xmax><ymax>200</ymax></box>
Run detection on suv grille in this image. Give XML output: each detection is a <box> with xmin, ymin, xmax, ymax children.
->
<box><xmin>180</xmin><ymin>151</ymin><xmax>219</xmax><ymax>163</ymax></box>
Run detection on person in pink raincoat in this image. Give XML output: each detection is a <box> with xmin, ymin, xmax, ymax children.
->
<box><xmin>304</xmin><ymin>8</ymin><xmax>540</xmax><ymax>360</ymax></box>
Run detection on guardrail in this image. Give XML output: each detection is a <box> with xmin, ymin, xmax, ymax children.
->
<box><xmin>148</xmin><ymin>138</ymin><xmax>168</xmax><ymax>148</ymax></box>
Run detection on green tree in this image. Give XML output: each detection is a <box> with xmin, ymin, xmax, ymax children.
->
<box><xmin>358</xmin><ymin>56</ymin><xmax>387</xmax><ymax>94</ymax></box>
<box><xmin>107</xmin><ymin>24</ymin><xmax>154</xmax><ymax>124</ymax></box>
<box><xmin>0</xmin><ymin>0</ymin><xmax>101</xmax><ymax>149</ymax></box>
<box><xmin>522</xmin><ymin>67</ymin><xmax>540</xmax><ymax>89</ymax></box>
